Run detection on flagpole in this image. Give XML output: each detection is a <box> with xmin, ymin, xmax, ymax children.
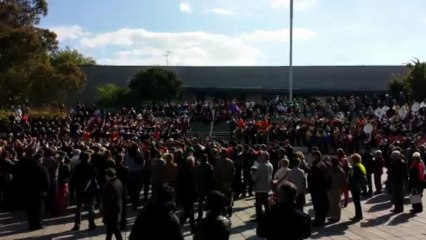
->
<box><xmin>289</xmin><ymin>0</ymin><xmax>294</xmax><ymax>104</ymax></box>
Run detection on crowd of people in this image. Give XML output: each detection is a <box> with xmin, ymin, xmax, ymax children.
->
<box><xmin>0</xmin><ymin>94</ymin><xmax>425</xmax><ymax>240</ymax></box>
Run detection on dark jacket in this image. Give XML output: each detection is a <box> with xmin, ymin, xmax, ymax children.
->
<box><xmin>129</xmin><ymin>202</ymin><xmax>184</xmax><ymax>240</ymax></box>
<box><xmin>177</xmin><ymin>161</ymin><xmax>196</xmax><ymax>205</ymax></box>
<box><xmin>372</xmin><ymin>156</ymin><xmax>384</xmax><ymax>175</ymax></box>
<box><xmin>70</xmin><ymin>162</ymin><xmax>98</xmax><ymax>199</ymax></box>
<box><xmin>115</xmin><ymin>165</ymin><xmax>130</xmax><ymax>192</ymax></box>
<box><xmin>389</xmin><ymin>159</ymin><xmax>408</xmax><ymax>189</ymax></box>
<box><xmin>193</xmin><ymin>214</ymin><xmax>231</xmax><ymax>240</ymax></box>
<box><xmin>102</xmin><ymin>177</ymin><xmax>123</xmax><ymax>226</ymax></box>
<box><xmin>195</xmin><ymin>162</ymin><xmax>214</xmax><ymax>196</ymax></box>
<box><xmin>307</xmin><ymin>161</ymin><xmax>327</xmax><ymax>192</ymax></box>
<box><xmin>257</xmin><ymin>202</ymin><xmax>312</xmax><ymax>240</ymax></box>
<box><xmin>15</xmin><ymin>157</ymin><xmax>50</xmax><ymax>201</ymax></box>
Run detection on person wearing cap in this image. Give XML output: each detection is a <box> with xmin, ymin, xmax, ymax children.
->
<box><xmin>193</xmin><ymin>191</ymin><xmax>231</xmax><ymax>240</ymax></box>
<box><xmin>102</xmin><ymin>168</ymin><xmax>124</xmax><ymax>240</ymax></box>
<box><xmin>409</xmin><ymin>152</ymin><xmax>424</xmax><ymax>213</ymax></box>
<box><xmin>389</xmin><ymin>150</ymin><xmax>408</xmax><ymax>214</ymax></box>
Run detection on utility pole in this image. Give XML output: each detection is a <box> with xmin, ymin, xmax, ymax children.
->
<box><xmin>164</xmin><ymin>50</ymin><xmax>172</xmax><ymax>66</ymax></box>
<box><xmin>289</xmin><ymin>0</ymin><xmax>294</xmax><ymax>104</ymax></box>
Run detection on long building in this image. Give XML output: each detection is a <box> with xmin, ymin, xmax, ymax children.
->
<box><xmin>77</xmin><ymin>65</ymin><xmax>407</xmax><ymax>103</ymax></box>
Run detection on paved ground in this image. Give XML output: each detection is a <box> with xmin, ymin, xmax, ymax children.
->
<box><xmin>2</xmin><ymin>190</ymin><xmax>426</xmax><ymax>240</ymax></box>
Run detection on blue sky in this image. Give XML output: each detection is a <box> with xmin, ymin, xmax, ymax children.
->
<box><xmin>41</xmin><ymin>0</ymin><xmax>426</xmax><ymax>66</ymax></box>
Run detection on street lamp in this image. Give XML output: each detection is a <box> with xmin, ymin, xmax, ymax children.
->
<box><xmin>289</xmin><ymin>0</ymin><xmax>294</xmax><ymax>104</ymax></box>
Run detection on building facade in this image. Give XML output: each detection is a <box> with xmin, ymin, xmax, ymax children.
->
<box><xmin>75</xmin><ymin>65</ymin><xmax>407</xmax><ymax>103</ymax></box>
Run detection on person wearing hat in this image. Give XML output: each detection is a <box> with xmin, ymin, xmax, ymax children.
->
<box><xmin>102</xmin><ymin>168</ymin><xmax>124</xmax><ymax>240</ymax></box>
<box><xmin>408</xmin><ymin>152</ymin><xmax>424</xmax><ymax>213</ymax></box>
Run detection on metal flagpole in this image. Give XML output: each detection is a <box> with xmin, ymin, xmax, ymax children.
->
<box><xmin>289</xmin><ymin>0</ymin><xmax>294</xmax><ymax>104</ymax></box>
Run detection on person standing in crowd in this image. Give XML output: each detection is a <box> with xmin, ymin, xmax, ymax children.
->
<box><xmin>409</xmin><ymin>152</ymin><xmax>424</xmax><ymax>213</ymax></box>
<box><xmin>42</xmin><ymin>148</ymin><xmax>59</xmax><ymax>216</ymax></box>
<box><xmin>195</xmin><ymin>154</ymin><xmax>214</xmax><ymax>220</ymax></box>
<box><xmin>193</xmin><ymin>191</ymin><xmax>231</xmax><ymax>240</ymax></box>
<box><xmin>252</xmin><ymin>151</ymin><xmax>273</xmax><ymax>222</ymax></box>
<box><xmin>327</xmin><ymin>158</ymin><xmax>346</xmax><ymax>223</ymax></box>
<box><xmin>308</xmin><ymin>151</ymin><xmax>328</xmax><ymax>227</ymax></box>
<box><xmin>372</xmin><ymin>150</ymin><xmax>385</xmax><ymax>194</ymax></box>
<box><xmin>15</xmin><ymin>151</ymin><xmax>50</xmax><ymax>231</ymax></box>
<box><xmin>71</xmin><ymin>151</ymin><xmax>98</xmax><ymax>231</ymax></box>
<box><xmin>233</xmin><ymin>145</ymin><xmax>244</xmax><ymax>199</ymax></box>
<box><xmin>348</xmin><ymin>154</ymin><xmax>366</xmax><ymax>221</ymax></box>
<box><xmin>177</xmin><ymin>156</ymin><xmax>196</xmax><ymax>233</ymax></box>
<box><xmin>164</xmin><ymin>153</ymin><xmax>178</xmax><ymax>194</ymax></box>
<box><xmin>125</xmin><ymin>143</ymin><xmax>144</xmax><ymax>210</ymax></box>
<box><xmin>114</xmin><ymin>153</ymin><xmax>129</xmax><ymax>230</ymax></box>
<box><xmin>56</xmin><ymin>152</ymin><xmax>71</xmax><ymax>214</ymax></box>
<box><xmin>102</xmin><ymin>168</ymin><xmax>124</xmax><ymax>240</ymax></box>
<box><xmin>287</xmin><ymin>158</ymin><xmax>307</xmax><ymax>211</ymax></box>
<box><xmin>150</xmin><ymin>150</ymin><xmax>166</xmax><ymax>201</ymax></box>
<box><xmin>283</xmin><ymin>140</ymin><xmax>294</xmax><ymax>161</ymax></box>
<box><xmin>142</xmin><ymin>150</ymin><xmax>152</xmax><ymax>201</ymax></box>
<box><xmin>273</xmin><ymin>157</ymin><xmax>290</xmax><ymax>184</ymax></box>
<box><xmin>242</xmin><ymin>146</ymin><xmax>255</xmax><ymax>197</ymax></box>
<box><xmin>129</xmin><ymin>184</ymin><xmax>184</xmax><ymax>240</ymax></box>
<box><xmin>362</xmin><ymin>147</ymin><xmax>374</xmax><ymax>196</ymax></box>
<box><xmin>337</xmin><ymin>148</ymin><xmax>350</xmax><ymax>207</ymax></box>
<box><xmin>214</xmin><ymin>149</ymin><xmax>235</xmax><ymax>217</ymax></box>
<box><xmin>389</xmin><ymin>150</ymin><xmax>408</xmax><ymax>213</ymax></box>
<box><xmin>257</xmin><ymin>182</ymin><xmax>312</xmax><ymax>240</ymax></box>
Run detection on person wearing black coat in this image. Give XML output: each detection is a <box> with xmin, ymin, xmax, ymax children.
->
<box><xmin>102</xmin><ymin>168</ymin><xmax>124</xmax><ymax>240</ymax></box>
<box><xmin>129</xmin><ymin>184</ymin><xmax>184</xmax><ymax>240</ymax></box>
<box><xmin>257</xmin><ymin>182</ymin><xmax>312</xmax><ymax>240</ymax></box>
<box><xmin>389</xmin><ymin>151</ymin><xmax>408</xmax><ymax>213</ymax></box>
<box><xmin>307</xmin><ymin>151</ymin><xmax>328</xmax><ymax>227</ymax></box>
<box><xmin>70</xmin><ymin>152</ymin><xmax>98</xmax><ymax>231</ymax></box>
<box><xmin>177</xmin><ymin>156</ymin><xmax>196</xmax><ymax>233</ymax></box>
<box><xmin>195</xmin><ymin>154</ymin><xmax>214</xmax><ymax>220</ymax></box>
<box><xmin>193</xmin><ymin>191</ymin><xmax>231</xmax><ymax>240</ymax></box>
<box><xmin>115</xmin><ymin>154</ymin><xmax>129</xmax><ymax>230</ymax></box>
<box><xmin>15</xmin><ymin>152</ymin><xmax>50</xmax><ymax>231</ymax></box>
<box><xmin>362</xmin><ymin>148</ymin><xmax>374</xmax><ymax>196</ymax></box>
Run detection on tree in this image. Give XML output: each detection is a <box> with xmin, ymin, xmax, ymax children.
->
<box><xmin>50</xmin><ymin>47</ymin><xmax>96</xmax><ymax>66</ymax></box>
<box><xmin>388</xmin><ymin>75</ymin><xmax>410</xmax><ymax>100</ymax></box>
<box><xmin>0</xmin><ymin>0</ymin><xmax>91</xmax><ymax>106</ymax></box>
<box><xmin>388</xmin><ymin>59</ymin><xmax>426</xmax><ymax>102</ymax></box>
<box><xmin>96</xmin><ymin>83</ymin><xmax>130</xmax><ymax>107</ymax></box>
<box><xmin>129</xmin><ymin>67</ymin><xmax>183</xmax><ymax>102</ymax></box>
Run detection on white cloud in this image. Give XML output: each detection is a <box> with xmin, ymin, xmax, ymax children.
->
<box><xmin>179</xmin><ymin>2</ymin><xmax>192</xmax><ymax>13</ymax></box>
<box><xmin>81</xmin><ymin>28</ymin><xmax>264</xmax><ymax>65</ymax></box>
<box><xmin>49</xmin><ymin>25</ymin><xmax>91</xmax><ymax>41</ymax></box>
<box><xmin>212</xmin><ymin>8</ymin><xmax>236</xmax><ymax>16</ymax></box>
<box><xmin>269</xmin><ymin>0</ymin><xmax>317</xmax><ymax>10</ymax></box>
<box><xmin>241</xmin><ymin>28</ymin><xmax>317</xmax><ymax>42</ymax></box>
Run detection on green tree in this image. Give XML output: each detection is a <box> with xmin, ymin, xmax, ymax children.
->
<box><xmin>50</xmin><ymin>47</ymin><xmax>96</xmax><ymax>66</ymax></box>
<box><xmin>388</xmin><ymin>75</ymin><xmax>410</xmax><ymax>100</ymax></box>
<box><xmin>0</xmin><ymin>0</ymin><xmax>90</xmax><ymax>106</ymax></box>
<box><xmin>406</xmin><ymin>59</ymin><xmax>426</xmax><ymax>102</ymax></box>
<box><xmin>96</xmin><ymin>83</ymin><xmax>130</xmax><ymax>107</ymax></box>
<box><xmin>129</xmin><ymin>67</ymin><xmax>183</xmax><ymax>102</ymax></box>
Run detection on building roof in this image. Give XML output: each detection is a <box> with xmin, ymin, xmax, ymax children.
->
<box><xmin>77</xmin><ymin>65</ymin><xmax>407</xmax><ymax>103</ymax></box>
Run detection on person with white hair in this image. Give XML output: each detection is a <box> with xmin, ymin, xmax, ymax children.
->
<box><xmin>389</xmin><ymin>150</ymin><xmax>408</xmax><ymax>214</ymax></box>
<box><xmin>252</xmin><ymin>150</ymin><xmax>274</xmax><ymax>222</ymax></box>
<box><xmin>408</xmin><ymin>152</ymin><xmax>424</xmax><ymax>213</ymax></box>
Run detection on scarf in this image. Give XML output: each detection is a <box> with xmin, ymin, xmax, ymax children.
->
<box><xmin>411</xmin><ymin>161</ymin><xmax>425</xmax><ymax>182</ymax></box>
